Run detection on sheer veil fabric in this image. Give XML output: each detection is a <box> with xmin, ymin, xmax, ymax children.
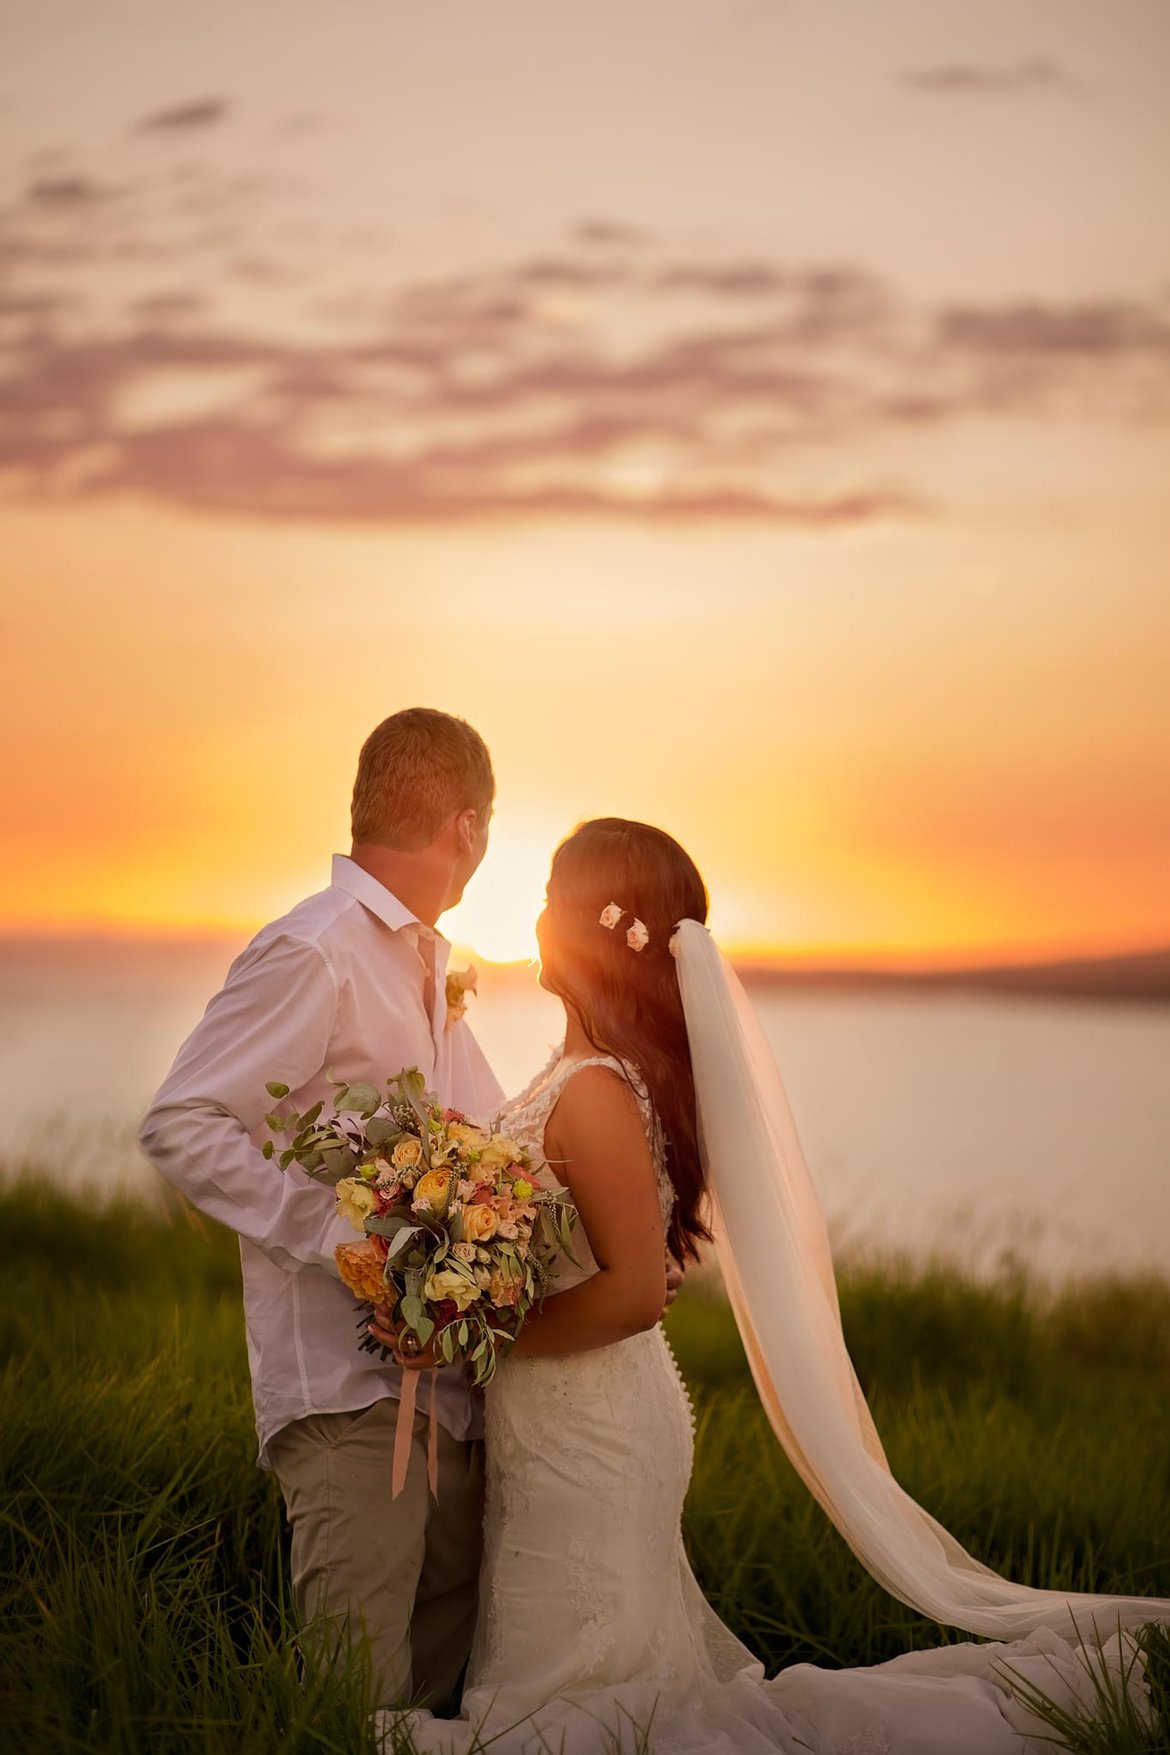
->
<box><xmin>671</xmin><ymin>917</ymin><xmax>1170</xmax><ymax>1643</ymax></box>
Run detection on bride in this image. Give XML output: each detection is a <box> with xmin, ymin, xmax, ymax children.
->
<box><xmin>374</xmin><ymin>817</ymin><xmax>1169</xmax><ymax>1754</ymax></box>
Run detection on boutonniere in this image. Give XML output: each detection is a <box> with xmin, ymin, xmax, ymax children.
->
<box><xmin>445</xmin><ymin>964</ymin><xmax>478</xmax><ymax>1029</ymax></box>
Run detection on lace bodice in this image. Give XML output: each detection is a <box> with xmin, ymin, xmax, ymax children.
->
<box><xmin>490</xmin><ymin>1042</ymin><xmax>675</xmax><ymax>1289</ymax></box>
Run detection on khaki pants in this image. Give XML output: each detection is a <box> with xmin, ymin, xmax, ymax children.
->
<box><xmin>268</xmin><ymin>1397</ymin><xmax>485</xmax><ymax>1712</ymax></box>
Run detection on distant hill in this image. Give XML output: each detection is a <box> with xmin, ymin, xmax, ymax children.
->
<box><xmin>737</xmin><ymin>945</ymin><xmax>1170</xmax><ymax>1004</ymax></box>
<box><xmin>2</xmin><ymin>933</ymin><xmax>1169</xmax><ymax>1005</ymax></box>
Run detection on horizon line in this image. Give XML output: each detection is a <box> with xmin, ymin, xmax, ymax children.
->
<box><xmin>2</xmin><ymin>923</ymin><xmax>1168</xmax><ymax>979</ymax></box>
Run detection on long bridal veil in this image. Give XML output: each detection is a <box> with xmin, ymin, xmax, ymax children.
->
<box><xmin>671</xmin><ymin>917</ymin><xmax>1170</xmax><ymax>1645</ymax></box>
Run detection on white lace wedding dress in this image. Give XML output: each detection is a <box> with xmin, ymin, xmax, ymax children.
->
<box><xmin>380</xmin><ymin>1048</ymin><xmax>1155</xmax><ymax>1755</ymax></box>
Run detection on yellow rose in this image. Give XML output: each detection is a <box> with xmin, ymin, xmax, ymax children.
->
<box><xmin>424</xmin><ymin>1266</ymin><xmax>479</xmax><ymax>1312</ymax></box>
<box><xmin>461</xmin><ymin>1204</ymin><xmax>499</xmax><ymax>1244</ymax></box>
<box><xmin>412</xmin><ymin>1168</ymin><xmax>452</xmax><ymax>1216</ymax></box>
<box><xmin>478</xmin><ymin>1135</ymin><xmax>523</xmax><ymax>1173</ymax></box>
<box><xmin>448</xmin><ymin>1121</ymin><xmax>489</xmax><ymax>1152</ymax></box>
<box><xmin>335</xmin><ymin>1176</ymin><xmax>377</xmax><ymax>1233</ymax></box>
<box><xmin>392</xmin><ymin>1136</ymin><xmax>423</xmax><ymax>1171</ymax></box>
<box><xmin>510</xmin><ymin>1177</ymin><xmax>534</xmax><ymax>1202</ymax></box>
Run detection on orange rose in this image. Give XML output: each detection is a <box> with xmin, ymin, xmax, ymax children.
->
<box><xmin>335</xmin><ymin>1240</ymin><xmax>395</xmax><ymax>1306</ymax></box>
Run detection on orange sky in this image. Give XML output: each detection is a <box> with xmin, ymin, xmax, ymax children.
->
<box><xmin>2</xmin><ymin>1</ymin><xmax>1169</xmax><ymax>966</ymax></box>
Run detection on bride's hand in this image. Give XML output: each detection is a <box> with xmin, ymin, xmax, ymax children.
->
<box><xmin>368</xmin><ymin>1301</ymin><xmax>442</xmax><ymax>1370</ymax></box>
<box><xmin>368</xmin><ymin>1300</ymin><xmax>399</xmax><ymax>1351</ymax></box>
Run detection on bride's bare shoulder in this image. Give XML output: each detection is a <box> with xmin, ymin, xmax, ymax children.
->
<box><xmin>545</xmin><ymin>1061</ymin><xmax>653</xmax><ymax>1168</ymax></box>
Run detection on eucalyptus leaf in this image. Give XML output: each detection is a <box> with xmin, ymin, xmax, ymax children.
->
<box><xmin>387</xmin><ymin>1225</ymin><xmax>422</xmax><ymax>1263</ymax></box>
<box><xmin>334</xmin><ymin>1080</ymin><xmax>382</xmax><ymax>1116</ymax></box>
<box><xmin>307</xmin><ymin>1163</ymin><xmax>348</xmax><ymax>1188</ymax></box>
<box><xmin>265</xmin><ymin>1080</ymin><xmax>290</xmax><ymax>1099</ymax></box>
<box><xmin>364</xmin><ymin>1213</ymin><xmax>410</xmax><ymax>1239</ymax></box>
<box><xmin>320</xmin><ymin>1144</ymin><xmax>359</xmax><ymax>1176</ymax></box>
<box><xmin>364</xmin><ymin>1117</ymin><xmax>401</xmax><ymax>1148</ymax></box>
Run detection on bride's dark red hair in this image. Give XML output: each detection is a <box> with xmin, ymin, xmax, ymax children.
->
<box><xmin>538</xmin><ymin>817</ymin><xmax>712</xmax><ymax>1266</ymax></box>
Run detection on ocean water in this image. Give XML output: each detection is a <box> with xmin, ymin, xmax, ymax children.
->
<box><xmin>2</xmin><ymin>938</ymin><xmax>1168</xmax><ymax>1285</ymax></box>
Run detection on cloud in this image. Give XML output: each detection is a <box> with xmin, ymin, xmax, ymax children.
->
<box><xmin>903</xmin><ymin>59</ymin><xmax>1065</xmax><ymax>94</ymax></box>
<box><xmin>0</xmin><ymin>289</ymin><xmax>78</xmax><ymax>321</ymax></box>
<box><xmin>573</xmin><ymin>218</ymin><xmax>652</xmax><ymax>249</ymax></box>
<box><xmin>128</xmin><ymin>290</ymin><xmax>210</xmax><ymax>321</ymax></box>
<box><xmin>0</xmin><ymin>158</ymin><xmax>301</xmax><ymax>283</ymax></box>
<box><xmin>1</xmin><ymin>227</ymin><xmax>1167</xmax><ymax>530</ymax></box>
<box><xmin>511</xmin><ymin>255</ymin><xmax>636</xmax><ymax>291</ymax></box>
<box><xmin>934</xmin><ymin>300</ymin><xmax>1170</xmax><ymax>356</ymax></box>
<box><xmin>0</xmin><ymin>315</ymin><xmax>915</xmax><ymax>527</ymax></box>
<box><xmin>35</xmin><ymin>414</ymin><xmax>922</xmax><ymax>527</ymax></box>
<box><xmin>24</xmin><ymin>175</ymin><xmax>120</xmax><ymax>208</ymax></box>
<box><xmin>135</xmin><ymin>98</ymin><xmax>231</xmax><ymax>134</ymax></box>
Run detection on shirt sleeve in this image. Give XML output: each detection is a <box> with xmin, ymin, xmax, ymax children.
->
<box><xmin>136</xmin><ymin>931</ymin><xmax>356</xmax><ymax>1275</ymax></box>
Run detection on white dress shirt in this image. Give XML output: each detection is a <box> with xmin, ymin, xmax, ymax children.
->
<box><xmin>137</xmin><ymin>854</ymin><xmax>506</xmax><ymax>1467</ymax></box>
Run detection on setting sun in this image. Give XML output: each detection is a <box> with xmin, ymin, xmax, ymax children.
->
<box><xmin>443</xmin><ymin>820</ymin><xmax>555</xmax><ymax>966</ymax></box>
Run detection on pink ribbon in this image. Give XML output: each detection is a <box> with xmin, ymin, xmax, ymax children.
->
<box><xmin>391</xmin><ymin>1366</ymin><xmax>441</xmax><ymax>1500</ymax></box>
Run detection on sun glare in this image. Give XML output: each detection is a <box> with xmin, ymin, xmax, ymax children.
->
<box><xmin>442</xmin><ymin>823</ymin><xmax>555</xmax><ymax>965</ymax></box>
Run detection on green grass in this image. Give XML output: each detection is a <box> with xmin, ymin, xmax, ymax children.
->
<box><xmin>1</xmin><ymin>1175</ymin><xmax>1168</xmax><ymax>1752</ymax></box>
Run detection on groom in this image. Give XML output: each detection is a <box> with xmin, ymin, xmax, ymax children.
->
<box><xmin>137</xmin><ymin>707</ymin><xmax>506</xmax><ymax>1712</ymax></box>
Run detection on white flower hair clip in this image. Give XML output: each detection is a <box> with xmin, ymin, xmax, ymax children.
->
<box><xmin>598</xmin><ymin>900</ymin><xmax>649</xmax><ymax>952</ymax></box>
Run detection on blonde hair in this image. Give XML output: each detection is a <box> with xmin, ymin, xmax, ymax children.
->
<box><xmin>350</xmin><ymin>708</ymin><xmax>494</xmax><ymax>850</ymax></box>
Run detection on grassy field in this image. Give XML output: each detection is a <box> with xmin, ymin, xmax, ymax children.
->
<box><xmin>2</xmin><ymin>1176</ymin><xmax>1168</xmax><ymax>1753</ymax></box>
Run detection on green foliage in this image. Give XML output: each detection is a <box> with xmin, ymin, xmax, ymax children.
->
<box><xmin>1</xmin><ymin>1172</ymin><xmax>1167</xmax><ymax>1752</ymax></box>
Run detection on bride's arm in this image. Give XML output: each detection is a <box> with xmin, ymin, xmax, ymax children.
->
<box><xmin>508</xmin><ymin>1065</ymin><xmax>668</xmax><ymax>1359</ymax></box>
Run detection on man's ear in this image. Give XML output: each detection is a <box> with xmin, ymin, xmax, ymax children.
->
<box><xmin>455</xmin><ymin>808</ymin><xmax>478</xmax><ymax>853</ymax></box>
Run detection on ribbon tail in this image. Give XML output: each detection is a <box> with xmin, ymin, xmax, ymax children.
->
<box><xmin>426</xmin><ymin>1366</ymin><xmax>440</xmax><ymax>1500</ymax></box>
<box><xmin>392</xmin><ymin>1367</ymin><xmax>419</xmax><ymax>1500</ymax></box>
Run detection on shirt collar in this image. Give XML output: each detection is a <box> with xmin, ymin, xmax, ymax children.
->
<box><xmin>330</xmin><ymin>854</ymin><xmax>450</xmax><ymax>958</ymax></box>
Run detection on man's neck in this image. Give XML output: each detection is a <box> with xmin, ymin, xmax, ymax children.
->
<box><xmin>348</xmin><ymin>843</ymin><xmax>449</xmax><ymax>928</ymax></box>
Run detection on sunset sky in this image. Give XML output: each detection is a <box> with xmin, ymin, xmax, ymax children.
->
<box><xmin>2</xmin><ymin>0</ymin><xmax>1168</xmax><ymax>965</ymax></box>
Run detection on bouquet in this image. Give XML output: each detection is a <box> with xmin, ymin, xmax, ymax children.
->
<box><xmin>262</xmin><ymin>1066</ymin><xmax>576</xmax><ymax>1387</ymax></box>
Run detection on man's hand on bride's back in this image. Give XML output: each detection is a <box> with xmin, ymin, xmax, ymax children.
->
<box><xmin>664</xmin><ymin>1255</ymin><xmax>685</xmax><ymax>1308</ymax></box>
